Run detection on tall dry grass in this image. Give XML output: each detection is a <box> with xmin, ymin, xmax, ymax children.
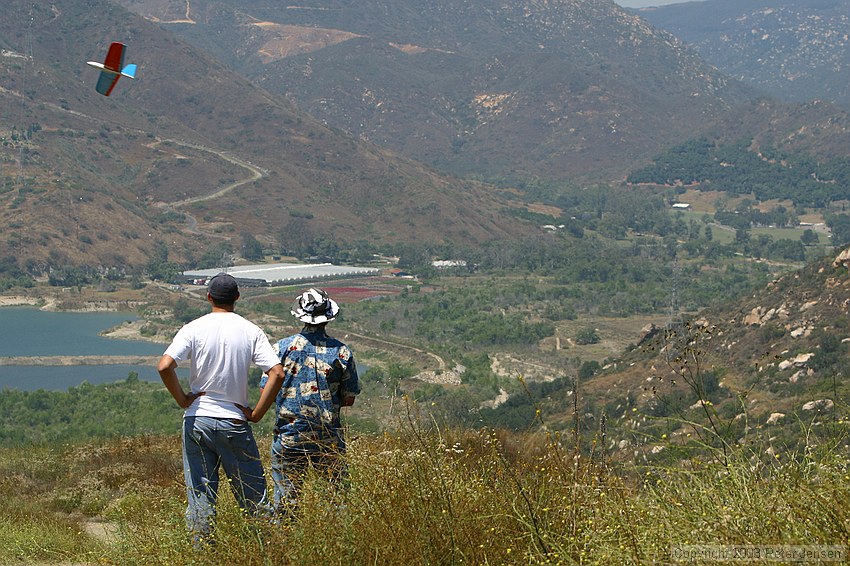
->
<box><xmin>2</xmin><ymin>402</ymin><xmax>850</xmax><ymax>564</ymax></box>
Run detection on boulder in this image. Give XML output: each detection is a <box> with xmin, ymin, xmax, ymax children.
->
<box><xmin>766</xmin><ymin>412</ymin><xmax>785</xmax><ymax>425</ymax></box>
<box><xmin>802</xmin><ymin>399</ymin><xmax>834</xmax><ymax>412</ymax></box>
<box><xmin>743</xmin><ymin>307</ymin><xmax>764</xmax><ymax>326</ymax></box>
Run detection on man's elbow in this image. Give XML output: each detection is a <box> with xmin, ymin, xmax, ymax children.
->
<box><xmin>156</xmin><ymin>355</ymin><xmax>176</xmax><ymax>374</ymax></box>
<box><xmin>266</xmin><ymin>364</ymin><xmax>285</xmax><ymax>385</ymax></box>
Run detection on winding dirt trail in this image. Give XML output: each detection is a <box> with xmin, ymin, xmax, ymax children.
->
<box><xmin>144</xmin><ymin>138</ymin><xmax>269</xmax><ymax>236</ymax></box>
<box><xmin>149</xmin><ymin>138</ymin><xmax>269</xmax><ymax>207</ymax></box>
<box><xmin>2</xmin><ymin>80</ymin><xmax>268</xmax><ymax>234</ymax></box>
<box><xmin>259</xmin><ymin>318</ymin><xmax>447</xmax><ymax>372</ymax></box>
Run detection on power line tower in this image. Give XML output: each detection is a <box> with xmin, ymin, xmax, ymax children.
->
<box><xmin>16</xmin><ymin>4</ymin><xmax>35</xmax><ymax>188</ymax></box>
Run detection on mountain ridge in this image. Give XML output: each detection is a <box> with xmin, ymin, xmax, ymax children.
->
<box><xmin>636</xmin><ymin>0</ymin><xmax>850</xmax><ymax>109</ymax></box>
<box><xmin>116</xmin><ymin>0</ymin><xmax>759</xmax><ymax>181</ymax></box>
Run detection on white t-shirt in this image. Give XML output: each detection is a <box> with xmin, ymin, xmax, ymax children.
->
<box><xmin>163</xmin><ymin>311</ymin><xmax>280</xmax><ymax>420</ymax></box>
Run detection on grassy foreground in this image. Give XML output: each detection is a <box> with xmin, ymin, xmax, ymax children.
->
<box><xmin>1</xmin><ymin>410</ymin><xmax>849</xmax><ymax>565</ymax></box>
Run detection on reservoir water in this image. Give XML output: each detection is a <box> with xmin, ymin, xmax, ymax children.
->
<box><xmin>0</xmin><ymin>307</ymin><xmax>166</xmax><ymax>391</ymax></box>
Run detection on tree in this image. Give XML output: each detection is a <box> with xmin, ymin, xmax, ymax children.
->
<box><xmin>800</xmin><ymin>229</ymin><xmax>819</xmax><ymax>246</ymax></box>
<box><xmin>578</xmin><ymin>360</ymin><xmax>601</xmax><ymax>380</ymax></box>
<box><xmin>172</xmin><ymin>298</ymin><xmax>207</xmax><ymax>324</ymax></box>
<box><xmin>826</xmin><ymin>214</ymin><xmax>850</xmax><ymax>247</ymax></box>
<box><xmin>768</xmin><ymin>239</ymin><xmax>805</xmax><ymax>261</ymax></box>
<box><xmin>48</xmin><ymin>266</ymin><xmax>92</xmax><ymax>287</ymax></box>
<box><xmin>397</xmin><ymin>243</ymin><xmax>434</xmax><ymax>275</ymax></box>
<box><xmin>240</xmin><ymin>232</ymin><xmax>264</xmax><ymax>261</ymax></box>
<box><xmin>197</xmin><ymin>243</ymin><xmax>233</xmax><ymax>269</ymax></box>
<box><xmin>146</xmin><ymin>241</ymin><xmax>180</xmax><ymax>282</ymax></box>
<box><xmin>688</xmin><ymin>219</ymin><xmax>701</xmax><ymax>240</ymax></box>
<box><xmin>575</xmin><ymin>328</ymin><xmax>600</xmax><ymax>345</ymax></box>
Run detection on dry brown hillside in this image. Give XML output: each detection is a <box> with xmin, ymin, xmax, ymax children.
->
<box><xmin>0</xmin><ymin>0</ymin><xmax>533</xmax><ymax>270</ymax></box>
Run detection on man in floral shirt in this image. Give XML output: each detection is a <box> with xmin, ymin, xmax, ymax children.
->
<box><xmin>260</xmin><ymin>288</ymin><xmax>360</xmax><ymax>516</ymax></box>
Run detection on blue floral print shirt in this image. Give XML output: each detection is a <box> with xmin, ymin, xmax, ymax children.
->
<box><xmin>260</xmin><ymin>326</ymin><xmax>360</xmax><ymax>446</ymax></box>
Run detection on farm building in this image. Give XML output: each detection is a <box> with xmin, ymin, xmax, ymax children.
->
<box><xmin>181</xmin><ymin>263</ymin><xmax>381</xmax><ymax>287</ymax></box>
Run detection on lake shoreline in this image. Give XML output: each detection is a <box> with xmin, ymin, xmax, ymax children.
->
<box><xmin>0</xmin><ymin>305</ymin><xmax>169</xmax><ymax>390</ymax></box>
<box><xmin>0</xmin><ymin>295</ymin><xmax>48</xmax><ymax>308</ymax></box>
<box><xmin>0</xmin><ymin>294</ymin><xmax>147</xmax><ymax>312</ymax></box>
<box><xmin>0</xmin><ymin>295</ymin><xmax>169</xmax><ymax>345</ymax></box>
<box><xmin>99</xmin><ymin>319</ymin><xmax>169</xmax><ymax>345</ymax></box>
<box><xmin>0</xmin><ymin>355</ymin><xmax>161</xmax><ymax>366</ymax></box>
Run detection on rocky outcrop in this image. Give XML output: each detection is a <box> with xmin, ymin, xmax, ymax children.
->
<box><xmin>742</xmin><ymin>304</ymin><xmax>790</xmax><ymax>326</ymax></box>
<box><xmin>802</xmin><ymin>399</ymin><xmax>834</xmax><ymax>412</ymax></box>
<box><xmin>833</xmin><ymin>247</ymin><xmax>850</xmax><ymax>269</ymax></box>
<box><xmin>778</xmin><ymin>353</ymin><xmax>815</xmax><ymax>370</ymax></box>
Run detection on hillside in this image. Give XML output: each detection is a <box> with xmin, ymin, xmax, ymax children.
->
<box><xmin>0</xmin><ymin>0</ymin><xmax>531</xmax><ymax>271</ymax></box>
<box><xmin>702</xmin><ymin>97</ymin><xmax>850</xmax><ymax>161</ymax></box>
<box><xmin>3</xmin><ymin>262</ymin><xmax>850</xmax><ymax>561</ymax></box>
<box><xmin>637</xmin><ymin>0</ymin><xmax>850</xmax><ymax>109</ymax></box>
<box><xmin>557</xmin><ymin>245</ymin><xmax>850</xmax><ymax>462</ymax></box>
<box><xmin>115</xmin><ymin>0</ymin><xmax>759</xmax><ymax>182</ymax></box>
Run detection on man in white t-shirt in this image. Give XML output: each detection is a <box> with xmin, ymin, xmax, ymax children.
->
<box><xmin>157</xmin><ymin>272</ymin><xmax>284</xmax><ymax>545</ymax></box>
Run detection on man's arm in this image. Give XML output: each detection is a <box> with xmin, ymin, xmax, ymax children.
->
<box><xmin>244</xmin><ymin>363</ymin><xmax>284</xmax><ymax>423</ymax></box>
<box><xmin>157</xmin><ymin>354</ymin><xmax>203</xmax><ymax>408</ymax></box>
<box><xmin>340</xmin><ymin>353</ymin><xmax>360</xmax><ymax>407</ymax></box>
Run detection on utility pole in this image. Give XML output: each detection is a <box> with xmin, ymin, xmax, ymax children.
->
<box><xmin>668</xmin><ymin>256</ymin><xmax>682</xmax><ymax>328</ymax></box>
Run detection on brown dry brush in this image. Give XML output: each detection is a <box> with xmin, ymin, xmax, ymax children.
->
<box><xmin>4</xmin><ymin>396</ymin><xmax>850</xmax><ymax>564</ymax></box>
<box><xmin>331</xmin><ymin>398</ymin><xmax>646</xmax><ymax>565</ymax></box>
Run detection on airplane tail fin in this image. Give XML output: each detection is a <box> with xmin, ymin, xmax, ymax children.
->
<box><xmin>121</xmin><ymin>64</ymin><xmax>137</xmax><ymax>79</ymax></box>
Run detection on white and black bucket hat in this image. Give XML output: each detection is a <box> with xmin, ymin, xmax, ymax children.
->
<box><xmin>291</xmin><ymin>288</ymin><xmax>340</xmax><ymax>324</ymax></box>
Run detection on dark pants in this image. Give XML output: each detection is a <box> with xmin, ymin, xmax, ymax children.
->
<box><xmin>270</xmin><ymin>434</ymin><xmax>345</xmax><ymax>512</ymax></box>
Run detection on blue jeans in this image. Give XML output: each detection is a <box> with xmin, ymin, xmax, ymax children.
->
<box><xmin>182</xmin><ymin>416</ymin><xmax>270</xmax><ymax>538</ymax></box>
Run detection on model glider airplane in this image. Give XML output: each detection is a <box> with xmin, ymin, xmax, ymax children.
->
<box><xmin>86</xmin><ymin>42</ymin><xmax>136</xmax><ymax>96</ymax></box>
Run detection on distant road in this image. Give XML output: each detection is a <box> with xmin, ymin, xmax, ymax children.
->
<box><xmin>0</xmin><ymin>356</ymin><xmax>161</xmax><ymax>366</ymax></box>
<box><xmin>146</xmin><ymin>138</ymin><xmax>269</xmax><ymax>235</ymax></box>
<box><xmin>152</xmin><ymin>138</ymin><xmax>268</xmax><ymax>207</ymax></box>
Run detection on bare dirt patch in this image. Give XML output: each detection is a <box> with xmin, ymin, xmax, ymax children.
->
<box><xmin>252</xmin><ymin>23</ymin><xmax>362</xmax><ymax>62</ymax></box>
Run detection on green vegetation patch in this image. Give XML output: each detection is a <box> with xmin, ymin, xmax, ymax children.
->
<box><xmin>0</xmin><ymin>377</ymin><xmax>182</xmax><ymax>445</ymax></box>
<box><xmin>0</xmin><ymin>511</ymin><xmax>102</xmax><ymax>564</ymax></box>
<box><xmin>629</xmin><ymin>138</ymin><xmax>850</xmax><ymax>208</ymax></box>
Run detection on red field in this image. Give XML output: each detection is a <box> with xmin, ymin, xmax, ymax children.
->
<box><xmin>322</xmin><ymin>284</ymin><xmax>402</xmax><ymax>303</ymax></box>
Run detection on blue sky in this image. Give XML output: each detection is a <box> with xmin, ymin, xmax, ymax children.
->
<box><xmin>615</xmin><ymin>0</ymin><xmax>702</xmax><ymax>7</ymax></box>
